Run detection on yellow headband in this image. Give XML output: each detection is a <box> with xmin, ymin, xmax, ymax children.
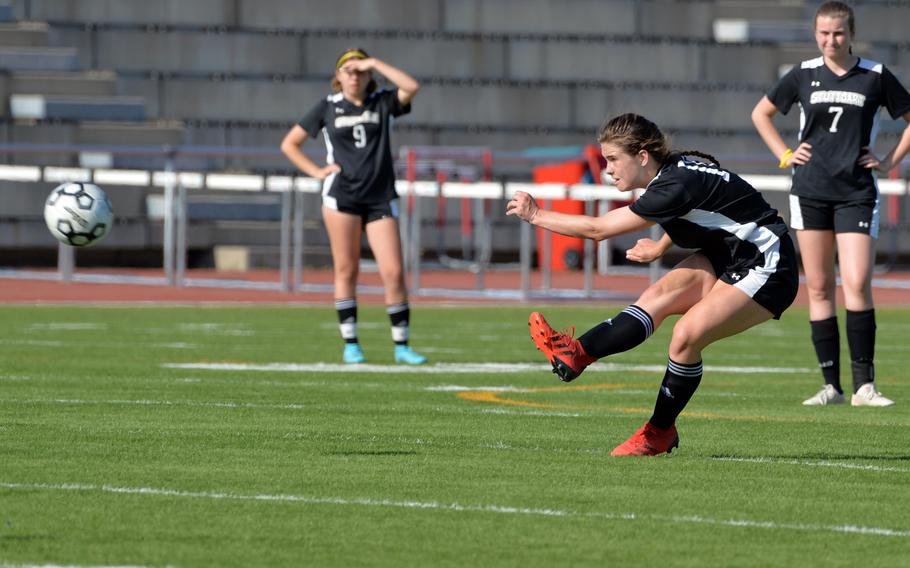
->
<box><xmin>336</xmin><ymin>49</ymin><xmax>368</xmax><ymax>69</ymax></box>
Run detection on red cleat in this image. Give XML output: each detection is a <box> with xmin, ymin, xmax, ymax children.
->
<box><xmin>610</xmin><ymin>422</ymin><xmax>680</xmax><ymax>456</ymax></box>
<box><xmin>528</xmin><ymin>311</ymin><xmax>597</xmax><ymax>382</ymax></box>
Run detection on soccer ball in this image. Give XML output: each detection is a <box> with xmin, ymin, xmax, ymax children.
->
<box><xmin>43</xmin><ymin>182</ymin><xmax>114</xmax><ymax>247</ymax></box>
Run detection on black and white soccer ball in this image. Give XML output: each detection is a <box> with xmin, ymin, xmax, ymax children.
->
<box><xmin>43</xmin><ymin>182</ymin><xmax>114</xmax><ymax>247</ymax></box>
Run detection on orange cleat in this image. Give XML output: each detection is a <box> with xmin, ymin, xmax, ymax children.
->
<box><xmin>528</xmin><ymin>311</ymin><xmax>597</xmax><ymax>382</ymax></box>
<box><xmin>610</xmin><ymin>422</ymin><xmax>680</xmax><ymax>456</ymax></box>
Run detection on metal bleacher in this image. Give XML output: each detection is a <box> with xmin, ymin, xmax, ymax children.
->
<box><xmin>2</xmin><ymin>0</ymin><xmax>910</xmax><ymax>278</ymax></box>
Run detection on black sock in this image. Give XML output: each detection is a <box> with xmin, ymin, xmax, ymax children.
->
<box><xmin>335</xmin><ymin>298</ymin><xmax>358</xmax><ymax>344</ymax></box>
<box><xmin>578</xmin><ymin>305</ymin><xmax>654</xmax><ymax>359</ymax></box>
<box><xmin>387</xmin><ymin>302</ymin><xmax>410</xmax><ymax>346</ymax></box>
<box><xmin>846</xmin><ymin>309</ymin><xmax>875</xmax><ymax>392</ymax></box>
<box><xmin>649</xmin><ymin>359</ymin><xmax>703</xmax><ymax>430</ymax></box>
<box><xmin>810</xmin><ymin>317</ymin><xmax>841</xmax><ymax>393</ymax></box>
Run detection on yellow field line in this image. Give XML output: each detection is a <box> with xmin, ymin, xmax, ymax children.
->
<box><xmin>456</xmin><ymin>383</ymin><xmax>890</xmax><ymax>425</ymax></box>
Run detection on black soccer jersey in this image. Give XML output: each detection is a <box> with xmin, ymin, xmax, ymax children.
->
<box><xmin>630</xmin><ymin>155</ymin><xmax>789</xmax><ymax>274</ymax></box>
<box><xmin>767</xmin><ymin>56</ymin><xmax>910</xmax><ymax>201</ymax></box>
<box><xmin>299</xmin><ymin>89</ymin><xmax>410</xmax><ymax>205</ymax></box>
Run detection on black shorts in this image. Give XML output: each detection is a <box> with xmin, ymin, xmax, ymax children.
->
<box><xmin>323</xmin><ymin>194</ymin><xmax>399</xmax><ymax>224</ymax></box>
<box><xmin>789</xmin><ymin>195</ymin><xmax>879</xmax><ymax>237</ymax></box>
<box><xmin>704</xmin><ymin>233</ymin><xmax>799</xmax><ymax>320</ymax></box>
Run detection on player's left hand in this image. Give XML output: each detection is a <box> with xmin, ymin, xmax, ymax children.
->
<box><xmin>506</xmin><ymin>191</ymin><xmax>540</xmax><ymax>223</ymax></box>
<box><xmin>625</xmin><ymin>238</ymin><xmax>665</xmax><ymax>263</ymax></box>
<box><xmin>857</xmin><ymin>147</ymin><xmax>890</xmax><ymax>172</ymax></box>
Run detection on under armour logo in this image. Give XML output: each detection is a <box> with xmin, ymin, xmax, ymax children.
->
<box><xmin>661</xmin><ymin>386</ymin><xmax>674</xmax><ymax>399</ymax></box>
<box><xmin>858</xmin><ymin>221</ymin><xmax>869</xmax><ymax>228</ymax></box>
<box><xmin>731</xmin><ymin>273</ymin><xmax>742</xmax><ymax>281</ymax></box>
<box><xmin>334</xmin><ymin>107</ymin><xmax>345</xmax><ymax>114</ymax></box>
<box><xmin>811</xmin><ymin>80</ymin><xmax>822</xmax><ymax>87</ymax></box>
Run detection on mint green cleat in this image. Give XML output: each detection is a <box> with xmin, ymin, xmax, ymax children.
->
<box><xmin>395</xmin><ymin>345</ymin><xmax>427</xmax><ymax>365</ymax></box>
<box><xmin>343</xmin><ymin>343</ymin><xmax>366</xmax><ymax>364</ymax></box>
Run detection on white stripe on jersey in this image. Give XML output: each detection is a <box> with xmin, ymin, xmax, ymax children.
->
<box><xmin>801</xmin><ymin>56</ymin><xmax>824</xmax><ymax>69</ymax></box>
<box><xmin>736</xmin><ymin>238</ymin><xmax>781</xmax><ymax>299</ymax></box>
<box><xmin>871</xmin><ymin>193</ymin><xmax>881</xmax><ymax>239</ymax></box>
<box><xmin>321</xmin><ymin>125</ymin><xmax>336</xmax><ymax>197</ymax></box>
<box><xmin>681</xmin><ymin>209</ymin><xmax>780</xmax><ymax>253</ymax></box>
<box><xmin>789</xmin><ymin>195</ymin><xmax>805</xmax><ymax>230</ymax></box>
<box><xmin>858</xmin><ymin>58</ymin><xmax>883</xmax><ymax>74</ymax></box>
<box><xmin>679</xmin><ymin>208</ymin><xmax>781</xmax><ymax>299</ymax></box>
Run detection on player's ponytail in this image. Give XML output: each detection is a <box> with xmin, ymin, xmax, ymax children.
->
<box><xmin>597</xmin><ymin>113</ymin><xmax>671</xmax><ymax>165</ymax></box>
<box><xmin>677</xmin><ymin>150</ymin><xmax>721</xmax><ymax>168</ymax></box>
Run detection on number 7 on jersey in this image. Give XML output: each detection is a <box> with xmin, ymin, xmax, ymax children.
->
<box><xmin>828</xmin><ymin>106</ymin><xmax>843</xmax><ymax>133</ymax></box>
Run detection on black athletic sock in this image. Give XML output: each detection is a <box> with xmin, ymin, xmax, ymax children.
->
<box><xmin>578</xmin><ymin>305</ymin><xmax>654</xmax><ymax>359</ymax></box>
<box><xmin>649</xmin><ymin>359</ymin><xmax>703</xmax><ymax>430</ymax></box>
<box><xmin>335</xmin><ymin>298</ymin><xmax>358</xmax><ymax>344</ymax></box>
<box><xmin>387</xmin><ymin>302</ymin><xmax>410</xmax><ymax>346</ymax></box>
<box><xmin>810</xmin><ymin>316</ymin><xmax>841</xmax><ymax>393</ymax></box>
<box><xmin>846</xmin><ymin>309</ymin><xmax>876</xmax><ymax>393</ymax></box>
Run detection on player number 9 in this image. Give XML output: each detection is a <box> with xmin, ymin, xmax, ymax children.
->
<box><xmin>353</xmin><ymin>124</ymin><xmax>367</xmax><ymax>148</ymax></box>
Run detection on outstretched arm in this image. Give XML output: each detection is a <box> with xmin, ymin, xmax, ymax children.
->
<box><xmin>506</xmin><ymin>191</ymin><xmax>653</xmax><ymax>241</ymax></box>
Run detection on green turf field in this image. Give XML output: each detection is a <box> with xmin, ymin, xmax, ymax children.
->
<box><xmin>1</xmin><ymin>304</ymin><xmax>908</xmax><ymax>567</ymax></box>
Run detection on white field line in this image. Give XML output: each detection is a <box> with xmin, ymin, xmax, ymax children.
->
<box><xmin>25</xmin><ymin>322</ymin><xmax>108</xmax><ymax>331</ymax></box>
<box><xmin>163</xmin><ymin>361</ymin><xmax>814</xmax><ymax>375</ymax></box>
<box><xmin>713</xmin><ymin>456</ymin><xmax>910</xmax><ymax>474</ymax></box>
<box><xmin>2</xmin><ymin>481</ymin><xmax>908</xmax><ymax>538</ymax></box>
<box><xmin>0</xmin><ymin>339</ymin><xmax>64</xmax><ymax>346</ymax></box>
<box><xmin>3</xmin><ymin>399</ymin><xmax>304</xmax><ymax>410</ymax></box>
<box><xmin>5</xmin><ymin>565</ymin><xmax>161</xmax><ymax>568</ymax></box>
<box><xmin>5</xmin><ymin>565</ymin><xmax>160</xmax><ymax>568</ymax></box>
<box><xmin>480</xmin><ymin>408</ymin><xmax>583</xmax><ymax>417</ymax></box>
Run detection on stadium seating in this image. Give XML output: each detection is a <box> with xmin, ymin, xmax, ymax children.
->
<box><xmin>2</xmin><ymin>0</ymin><xmax>910</xmax><ymax>266</ymax></box>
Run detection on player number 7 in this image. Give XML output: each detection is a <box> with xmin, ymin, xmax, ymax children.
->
<box><xmin>828</xmin><ymin>106</ymin><xmax>844</xmax><ymax>133</ymax></box>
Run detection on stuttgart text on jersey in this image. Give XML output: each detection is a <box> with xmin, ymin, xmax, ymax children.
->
<box><xmin>808</xmin><ymin>90</ymin><xmax>866</xmax><ymax>107</ymax></box>
<box><xmin>334</xmin><ymin>111</ymin><xmax>380</xmax><ymax>128</ymax></box>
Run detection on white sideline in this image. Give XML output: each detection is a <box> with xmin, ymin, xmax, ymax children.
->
<box><xmin>7</xmin><ymin>164</ymin><xmax>908</xmax><ymax>196</ymax></box>
<box><xmin>1</xmin><ymin>481</ymin><xmax>908</xmax><ymax>538</ymax></box>
<box><xmin>713</xmin><ymin>456</ymin><xmax>910</xmax><ymax>474</ymax></box>
<box><xmin>5</xmin><ymin>399</ymin><xmax>304</xmax><ymax>410</ymax></box>
<box><xmin>7</xmin><ymin>565</ymin><xmax>157</xmax><ymax>568</ymax></box>
<box><xmin>162</xmin><ymin>361</ymin><xmax>814</xmax><ymax>374</ymax></box>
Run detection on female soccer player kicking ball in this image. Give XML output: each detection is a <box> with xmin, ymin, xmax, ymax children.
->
<box><xmin>506</xmin><ymin>113</ymin><xmax>799</xmax><ymax>456</ymax></box>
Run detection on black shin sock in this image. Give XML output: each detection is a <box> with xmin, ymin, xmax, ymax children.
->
<box><xmin>649</xmin><ymin>359</ymin><xmax>703</xmax><ymax>430</ymax></box>
<box><xmin>335</xmin><ymin>298</ymin><xmax>358</xmax><ymax>344</ymax></box>
<box><xmin>846</xmin><ymin>309</ymin><xmax>876</xmax><ymax>393</ymax></box>
<box><xmin>578</xmin><ymin>305</ymin><xmax>654</xmax><ymax>359</ymax></box>
<box><xmin>387</xmin><ymin>302</ymin><xmax>410</xmax><ymax>346</ymax></box>
<box><xmin>810</xmin><ymin>316</ymin><xmax>841</xmax><ymax>393</ymax></box>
